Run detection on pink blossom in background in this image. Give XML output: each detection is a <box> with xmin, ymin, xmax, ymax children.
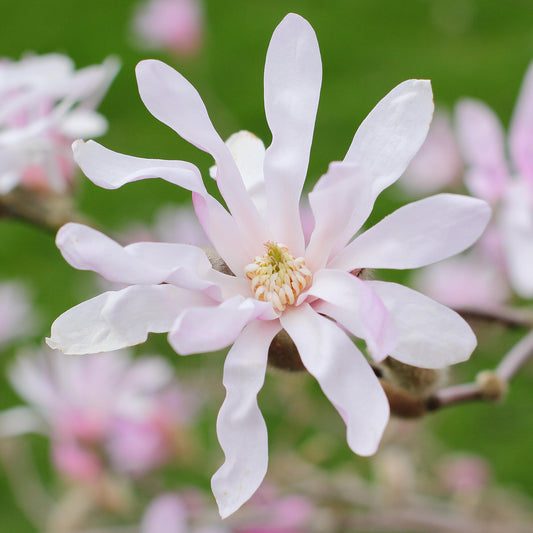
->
<box><xmin>0</xmin><ymin>53</ymin><xmax>119</xmax><ymax>194</ymax></box>
<box><xmin>0</xmin><ymin>281</ymin><xmax>36</xmax><ymax>348</ymax></box>
<box><xmin>5</xmin><ymin>347</ymin><xmax>194</xmax><ymax>482</ymax></box>
<box><xmin>47</xmin><ymin>13</ymin><xmax>490</xmax><ymax>517</ymax></box>
<box><xmin>438</xmin><ymin>454</ymin><xmax>491</xmax><ymax>494</ymax></box>
<box><xmin>400</xmin><ymin>111</ymin><xmax>463</xmax><ymax>195</ymax></box>
<box><xmin>132</xmin><ymin>0</ymin><xmax>203</xmax><ymax>57</ymax></box>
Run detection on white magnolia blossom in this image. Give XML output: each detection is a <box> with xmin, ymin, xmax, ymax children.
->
<box><xmin>48</xmin><ymin>14</ymin><xmax>490</xmax><ymax>517</ymax></box>
<box><xmin>0</xmin><ymin>53</ymin><xmax>119</xmax><ymax>193</ymax></box>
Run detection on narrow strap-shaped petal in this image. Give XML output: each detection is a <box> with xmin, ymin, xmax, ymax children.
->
<box><xmin>307</xmin><ymin>269</ymin><xmax>396</xmax><ymax>362</ymax></box>
<box><xmin>263</xmin><ymin>13</ymin><xmax>322</xmax><ymax>255</ymax></box>
<box><xmin>135</xmin><ymin>60</ymin><xmax>265</xmax><ymax>248</ymax></box>
<box><xmin>73</xmin><ymin>140</ymin><xmax>252</xmax><ymax>273</ymax></box>
<box><xmin>344</xmin><ymin>79</ymin><xmax>434</xmax><ymax>197</ymax></box>
<box><xmin>329</xmin><ymin>194</ymin><xmax>491</xmax><ymax>272</ymax></box>
<box><xmin>509</xmin><ymin>61</ymin><xmax>533</xmax><ymax>185</ymax></box>
<box><xmin>499</xmin><ymin>181</ymin><xmax>533</xmax><ymax>297</ymax></box>
<box><xmin>47</xmin><ymin>285</ymin><xmax>213</xmax><ymax>355</ymax></box>
<box><xmin>211</xmin><ymin>319</ymin><xmax>281</xmax><ymax>518</ymax></box>
<box><xmin>305</xmin><ymin>162</ymin><xmax>374</xmax><ymax>272</ymax></box>
<box><xmin>367</xmin><ymin>281</ymin><xmax>477</xmax><ymax>368</ymax></box>
<box><xmin>168</xmin><ymin>296</ymin><xmax>277</xmax><ymax>355</ymax></box>
<box><xmin>455</xmin><ymin>98</ymin><xmax>510</xmax><ymax>203</ymax></box>
<box><xmin>281</xmin><ymin>305</ymin><xmax>389</xmax><ymax>456</ymax></box>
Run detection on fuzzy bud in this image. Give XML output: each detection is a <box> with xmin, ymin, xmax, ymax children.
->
<box><xmin>475</xmin><ymin>370</ymin><xmax>508</xmax><ymax>402</ymax></box>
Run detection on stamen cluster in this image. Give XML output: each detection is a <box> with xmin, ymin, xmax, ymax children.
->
<box><xmin>244</xmin><ymin>242</ymin><xmax>312</xmax><ymax>312</ymax></box>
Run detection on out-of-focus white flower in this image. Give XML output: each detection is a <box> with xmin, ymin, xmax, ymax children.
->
<box><xmin>132</xmin><ymin>0</ymin><xmax>203</xmax><ymax>57</ymax></box>
<box><xmin>4</xmin><ymin>347</ymin><xmax>194</xmax><ymax>482</ymax></box>
<box><xmin>0</xmin><ymin>281</ymin><xmax>36</xmax><ymax>348</ymax></box>
<box><xmin>0</xmin><ymin>53</ymin><xmax>119</xmax><ymax>194</ymax></box>
<box><xmin>47</xmin><ymin>13</ymin><xmax>490</xmax><ymax>517</ymax></box>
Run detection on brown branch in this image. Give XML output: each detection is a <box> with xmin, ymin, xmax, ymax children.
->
<box><xmin>457</xmin><ymin>306</ymin><xmax>533</xmax><ymax>329</ymax></box>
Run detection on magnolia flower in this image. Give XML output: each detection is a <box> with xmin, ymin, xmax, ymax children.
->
<box><xmin>4</xmin><ymin>347</ymin><xmax>193</xmax><ymax>482</ymax></box>
<box><xmin>0</xmin><ymin>53</ymin><xmax>119</xmax><ymax>194</ymax></box>
<box><xmin>48</xmin><ymin>14</ymin><xmax>490</xmax><ymax>516</ymax></box>
<box><xmin>0</xmin><ymin>281</ymin><xmax>36</xmax><ymax>348</ymax></box>
<box><xmin>132</xmin><ymin>0</ymin><xmax>203</xmax><ymax>57</ymax></box>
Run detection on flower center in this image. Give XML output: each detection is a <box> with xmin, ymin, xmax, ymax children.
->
<box><xmin>244</xmin><ymin>242</ymin><xmax>312</xmax><ymax>312</ymax></box>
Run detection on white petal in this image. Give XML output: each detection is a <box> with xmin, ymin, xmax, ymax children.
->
<box><xmin>344</xmin><ymin>79</ymin><xmax>434</xmax><ymax>196</ymax></box>
<box><xmin>499</xmin><ymin>181</ymin><xmax>533</xmax><ymax>297</ymax></box>
<box><xmin>59</xmin><ymin>109</ymin><xmax>108</xmax><ymax>138</ymax></box>
<box><xmin>263</xmin><ymin>13</ymin><xmax>322</xmax><ymax>255</ymax></box>
<box><xmin>307</xmin><ymin>269</ymin><xmax>396</xmax><ymax>362</ymax></box>
<box><xmin>135</xmin><ymin>60</ymin><xmax>264</xmax><ymax>247</ymax></box>
<box><xmin>330</xmin><ymin>194</ymin><xmax>491</xmax><ymax>272</ymax></box>
<box><xmin>0</xmin><ymin>407</ymin><xmax>46</xmax><ymax>437</ymax></box>
<box><xmin>305</xmin><ymin>162</ymin><xmax>374</xmax><ymax>272</ymax></box>
<box><xmin>211</xmin><ymin>320</ymin><xmax>281</xmax><ymax>518</ymax></box>
<box><xmin>168</xmin><ymin>297</ymin><xmax>276</xmax><ymax>355</ymax></box>
<box><xmin>47</xmin><ymin>285</ymin><xmax>212</xmax><ymax>355</ymax></box>
<box><xmin>281</xmin><ymin>305</ymin><xmax>389</xmax><ymax>456</ymax></box>
<box><xmin>367</xmin><ymin>281</ymin><xmax>477</xmax><ymax>368</ymax></box>
<box><xmin>141</xmin><ymin>494</ymin><xmax>188</xmax><ymax>533</ymax></box>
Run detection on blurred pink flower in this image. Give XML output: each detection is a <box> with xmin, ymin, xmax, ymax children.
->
<box><xmin>6</xmin><ymin>347</ymin><xmax>194</xmax><ymax>482</ymax></box>
<box><xmin>132</xmin><ymin>0</ymin><xmax>203</xmax><ymax>57</ymax></box>
<box><xmin>0</xmin><ymin>281</ymin><xmax>36</xmax><ymax>348</ymax></box>
<box><xmin>47</xmin><ymin>14</ymin><xmax>489</xmax><ymax>516</ymax></box>
<box><xmin>400</xmin><ymin>111</ymin><xmax>463</xmax><ymax>195</ymax></box>
<box><xmin>438</xmin><ymin>454</ymin><xmax>491</xmax><ymax>494</ymax></box>
<box><xmin>0</xmin><ymin>53</ymin><xmax>118</xmax><ymax>194</ymax></box>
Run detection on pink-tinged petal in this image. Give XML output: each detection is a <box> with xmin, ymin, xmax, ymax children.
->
<box><xmin>306</xmin><ymin>162</ymin><xmax>374</xmax><ymax>271</ymax></box>
<box><xmin>47</xmin><ymin>285</ymin><xmax>212</xmax><ymax>355</ymax></box>
<box><xmin>281</xmin><ymin>305</ymin><xmax>389</xmax><ymax>456</ymax></box>
<box><xmin>135</xmin><ymin>60</ymin><xmax>264</xmax><ymax>248</ymax></box>
<box><xmin>509</xmin><ymin>61</ymin><xmax>533</xmax><ymax>184</ymax></box>
<box><xmin>367</xmin><ymin>281</ymin><xmax>477</xmax><ymax>368</ymax></box>
<box><xmin>344</xmin><ymin>79</ymin><xmax>434</xmax><ymax>196</ymax></box>
<box><xmin>73</xmin><ymin>139</ymin><xmax>206</xmax><ymax>193</ymax></box>
<box><xmin>211</xmin><ymin>320</ymin><xmax>281</xmax><ymax>518</ymax></box>
<box><xmin>168</xmin><ymin>297</ymin><xmax>277</xmax><ymax>355</ymax></box>
<box><xmin>56</xmin><ymin>223</ymin><xmax>217</xmax><ymax>293</ymax></box>
<box><xmin>499</xmin><ymin>181</ymin><xmax>533</xmax><ymax>297</ymax></box>
<box><xmin>141</xmin><ymin>494</ymin><xmax>188</xmax><ymax>533</ymax></box>
<box><xmin>455</xmin><ymin>99</ymin><xmax>510</xmax><ymax>203</ymax></box>
<box><xmin>263</xmin><ymin>14</ymin><xmax>322</xmax><ymax>255</ymax></box>
<box><xmin>307</xmin><ymin>269</ymin><xmax>396</xmax><ymax>361</ymax></box>
<box><xmin>401</xmin><ymin>111</ymin><xmax>463</xmax><ymax>195</ymax></box>
<box><xmin>329</xmin><ymin>194</ymin><xmax>491</xmax><ymax>272</ymax></box>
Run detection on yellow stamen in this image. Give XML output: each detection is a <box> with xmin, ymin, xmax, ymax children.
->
<box><xmin>245</xmin><ymin>242</ymin><xmax>312</xmax><ymax>312</ymax></box>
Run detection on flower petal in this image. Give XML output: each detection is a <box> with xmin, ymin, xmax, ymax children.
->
<box><xmin>141</xmin><ymin>494</ymin><xmax>188</xmax><ymax>533</ymax></box>
<box><xmin>455</xmin><ymin>98</ymin><xmax>510</xmax><ymax>203</ymax></box>
<box><xmin>307</xmin><ymin>269</ymin><xmax>396</xmax><ymax>362</ymax></box>
<box><xmin>499</xmin><ymin>181</ymin><xmax>533</xmax><ymax>297</ymax></box>
<box><xmin>367</xmin><ymin>281</ymin><xmax>477</xmax><ymax>368</ymax></box>
<box><xmin>168</xmin><ymin>297</ymin><xmax>277</xmax><ymax>355</ymax></box>
<box><xmin>47</xmin><ymin>285</ymin><xmax>212</xmax><ymax>355</ymax></box>
<box><xmin>281</xmin><ymin>304</ymin><xmax>389</xmax><ymax>456</ymax></box>
<box><xmin>344</xmin><ymin>79</ymin><xmax>434</xmax><ymax>196</ymax></box>
<box><xmin>329</xmin><ymin>194</ymin><xmax>491</xmax><ymax>272</ymax></box>
<box><xmin>306</xmin><ymin>162</ymin><xmax>374</xmax><ymax>271</ymax></box>
<box><xmin>211</xmin><ymin>319</ymin><xmax>281</xmax><ymax>518</ymax></box>
<box><xmin>263</xmin><ymin>13</ymin><xmax>322</xmax><ymax>255</ymax></box>
<box><xmin>135</xmin><ymin>60</ymin><xmax>264</xmax><ymax>247</ymax></box>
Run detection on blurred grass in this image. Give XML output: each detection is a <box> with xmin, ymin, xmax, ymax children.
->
<box><xmin>1</xmin><ymin>0</ymin><xmax>533</xmax><ymax>530</ymax></box>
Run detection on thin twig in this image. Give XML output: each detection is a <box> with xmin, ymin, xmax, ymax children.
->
<box><xmin>457</xmin><ymin>306</ymin><xmax>533</xmax><ymax>329</ymax></box>
<box><xmin>496</xmin><ymin>328</ymin><xmax>533</xmax><ymax>381</ymax></box>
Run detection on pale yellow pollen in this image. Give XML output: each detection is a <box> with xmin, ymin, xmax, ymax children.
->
<box><xmin>245</xmin><ymin>242</ymin><xmax>312</xmax><ymax>312</ymax></box>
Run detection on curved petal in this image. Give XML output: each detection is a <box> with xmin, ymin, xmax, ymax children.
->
<box><xmin>329</xmin><ymin>194</ymin><xmax>491</xmax><ymax>272</ymax></box>
<box><xmin>211</xmin><ymin>319</ymin><xmax>281</xmax><ymax>518</ymax></box>
<box><xmin>47</xmin><ymin>285</ymin><xmax>213</xmax><ymax>355</ymax></box>
<box><xmin>367</xmin><ymin>281</ymin><xmax>477</xmax><ymax>368</ymax></box>
<box><xmin>509</xmin><ymin>61</ymin><xmax>533</xmax><ymax>185</ymax></box>
<box><xmin>168</xmin><ymin>297</ymin><xmax>277</xmax><ymax>355</ymax></box>
<box><xmin>135</xmin><ymin>60</ymin><xmax>264</xmax><ymax>246</ymax></box>
<box><xmin>307</xmin><ymin>269</ymin><xmax>396</xmax><ymax>361</ymax></box>
<box><xmin>455</xmin><ymin>98</ymin><xmax>510</xmax><ymax>203</ymax></box>
<box><xmin>344</xmin><ymin>79</ymin><xmax>434</xmax><ymax>197</ymax></box>
<box><xmin>56</xmin><ymin>223</ymin><xmax>218</xmax><ymax>295</ymax></box>
<box><xmin>281</xmin><ymin>305</ymin><xmax>389</xmax><ymax>456</ymax></box>
<box><xmin>499</xmin><ymin>181</ymin><xmax>533</xmax><ymax>297</ymax></box>
<box><xmin>305</xmin><ymin>162</ymin><xmax>374</xmax><ymax>271</ymax></box>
